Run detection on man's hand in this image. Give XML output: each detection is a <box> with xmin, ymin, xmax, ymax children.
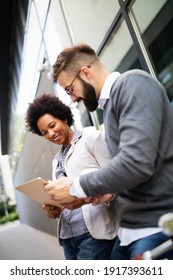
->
<box><xmin>44</xmin><ymin>177</ymin><xmax>81</xmax><ymax>204</ymax></box>
<box><xmin>88</xmin><ymin>194</ymin><xmax>115</xmax><ymax>205</ymax></box>
<box><xmin>43</xmin><ymin>177</ymin><xmax>115</xmax><ymax>208</ymax></box>
<box><xmin>62</xmin><ymin>198</ymin><xmax>92</xmax><ymax>210</ymax></box>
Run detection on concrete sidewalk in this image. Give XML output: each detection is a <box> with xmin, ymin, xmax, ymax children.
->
<box><xmin>0</xmin><ymin>221</ymin><xmax>65</xmax><ymax>260</ymax></box>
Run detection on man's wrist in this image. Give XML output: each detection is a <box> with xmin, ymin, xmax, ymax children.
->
<box><xmin>69</xmin><ymin>180</ymin><xmax>77</xmax><ymax>198</ymax></box>
<box><xmin>69</xmin><ymin>177</ymin><xmax>87</xmax><ymax>198</ymax></box>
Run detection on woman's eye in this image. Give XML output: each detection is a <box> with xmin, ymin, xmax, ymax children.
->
<box><xmin>51</xmin><ymin>123</ymin><xmax>56</xmax><ymax>128</ymax></box>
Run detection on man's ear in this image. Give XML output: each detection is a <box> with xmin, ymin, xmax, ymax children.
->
<box><xmin>80</xmin><ymin>66</ymin><xmax>91</xmax><ymax>81</ymax></box>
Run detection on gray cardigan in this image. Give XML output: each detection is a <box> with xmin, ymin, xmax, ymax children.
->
<box><xmin>80</xmin><ymin>69</ymin><xmax>173</xmax><ymax>228</ymax></box>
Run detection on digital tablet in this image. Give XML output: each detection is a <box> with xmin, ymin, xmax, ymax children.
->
<box><xmin>15</xmin><ymin>177</ymin><xmax>61</xmax><ymax>207</ymax></box>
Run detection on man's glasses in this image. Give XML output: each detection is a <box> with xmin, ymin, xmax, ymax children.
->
<box><xmin>64</xmin><ymin>66</ymin><xmax>91</xmax><ymax>95</ymax></box>
<box><xmin>65</xmin><ymin>69</ymin><xmax>81</xmax><ymax>95</ymax></box>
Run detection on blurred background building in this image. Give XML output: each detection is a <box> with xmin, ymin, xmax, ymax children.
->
<box><xmin>0</xmin><ymin>0</ymin><xmax>173</xmax><ymax>236</ymax></box>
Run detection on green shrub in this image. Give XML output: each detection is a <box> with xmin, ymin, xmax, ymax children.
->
<box><xmin>0</xmin><ymin>199</ymin><xmax>19</xmax><ymax>224</ymax></box>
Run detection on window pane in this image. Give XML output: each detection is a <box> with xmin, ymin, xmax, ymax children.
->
<box><xmin>43</xmin><ymin>0</ymin><xmax>71</xmax><ymax>64</ymax></box>
<box><xmin>34</xmin><ymin>0</ymin><xmax>49</xmax><ymax>30</ymax></box>
<box><xmin>132</xmin><ymin>0</ymin><xmax>173</xmax><ymax>102</ymax></box>
<box><xmin>99</xmin><ymin>19</ymin><xmax>141</xmax><ymax>72</ymax></box>
<box><xmin>61</xmin><ymin>0</ymin><xmax>120</xmax><ymax>49</ymax></box>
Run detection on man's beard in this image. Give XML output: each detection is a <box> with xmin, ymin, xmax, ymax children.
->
<box><xmin>79</xmin><ymin>77</ymin><xmax>98</xmax><ymax>112</ymax></box>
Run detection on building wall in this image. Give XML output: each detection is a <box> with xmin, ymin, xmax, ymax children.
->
<box><xmin>14</xmin><ymin>68</ymin><xmax>60</xmax><ymax>236</ymax></box>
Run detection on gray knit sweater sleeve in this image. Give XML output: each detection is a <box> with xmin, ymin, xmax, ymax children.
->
<box><xmin>79</xmin><ymin>70</ymin><xmax>173</xmax><ymax>198</ymax></box>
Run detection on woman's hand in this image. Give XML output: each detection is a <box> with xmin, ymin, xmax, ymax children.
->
<box><xmin>42</xmin><ymin>204</ymin><xmax>64</xmax><ymax>219</ymax></box>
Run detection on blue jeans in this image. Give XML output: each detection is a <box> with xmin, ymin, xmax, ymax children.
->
<box><xmin>61</xmin><ymin>232</ymin><xmax>115</xmax><ymax>260</ymax></box>
<box><xmin>111</xmin><ymin>231</ymin><xmax>173</xmax><ymax>260</ymax></box>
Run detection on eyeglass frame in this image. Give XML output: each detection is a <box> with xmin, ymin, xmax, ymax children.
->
<box><xmin>64</xmin><ymin>66</ymin><xmax>91</xmax><ymax>95</ymax></box>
